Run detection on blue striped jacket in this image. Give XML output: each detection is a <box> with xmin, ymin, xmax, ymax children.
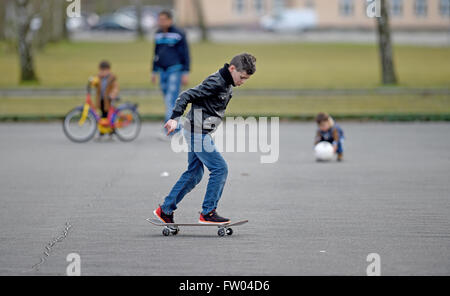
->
<box><xmin>152</xmin><ymin>25</ymin><xmax>190</xmax><ymax>73</ymax></box>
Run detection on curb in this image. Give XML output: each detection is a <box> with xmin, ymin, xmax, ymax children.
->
<box><xmin>1</xmin><ymin>113</ymin><xmax>450</xmax><ymax>122</ymax></box>
<box><xmin>0</xmin><ymin>88</ymin><xmax>449</xmax><ymax>97</ymax></box>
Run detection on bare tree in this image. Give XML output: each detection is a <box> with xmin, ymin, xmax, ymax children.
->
<box><xmin>134</xmin><ymin>0</ymin><xmax>145</xmax><ymax>39</ymax></box>
<box><xmin>376</xmin><ymin>0</ymin><xmax>397</xmax><ymax>85</ymax></box>
<box><xmin>15</xmin><ymin>0</ymin><xmax>38</xmax><ymax>82</ymax></box>
<box><xmin>4</xmin><ymin>0</ymin><xmax>17</xmax><ymax>47</ymax></box>
<box><xmin>35</xmin><ymin>0</ymin><xmax>51</xmax><ymax>49</ymax></box>
<box><xmin>0</xmin><ymin>1</ymin><xmax>5</xmax><ymax>40</ymax></box>
<box><xmin>49</xmin><ymin>0</ymin><xmax>66</xmax><ymax>42</ymax></box>
<box><xmin>34</xmin><ymin>0</ymin><xmax>67</xmax><ymax>49</ymax></box>
<box><xmin>193</xmin><ymin>0</ymin><xmax>208</xmax><ymax>42</ymax></box>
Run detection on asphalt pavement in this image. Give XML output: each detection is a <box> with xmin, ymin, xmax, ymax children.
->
<box><xmin>0</xmin><ymin>122</ymin><xmax>449</xmax><ymax>275</ymax></box>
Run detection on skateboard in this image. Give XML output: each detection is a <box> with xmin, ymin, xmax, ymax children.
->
<box><xmin>146</xmin><ymin>218</ymin><xmax>248</xmax><ymax>237</ymax></box>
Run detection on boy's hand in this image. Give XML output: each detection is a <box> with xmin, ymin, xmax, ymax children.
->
<box><xmin>151</xmin><ymin>73</ymin><xmax>158</xmax><ymax>85</ymax></box>
<box><xmin>164</xmin><ymin>119</ymin><xmax>178</xmax><ymax>135</ymax></box>
<box><xmin>181</xmin><ymin>74</ymin><xmax>189</xmax><ymax>86</ymax></box>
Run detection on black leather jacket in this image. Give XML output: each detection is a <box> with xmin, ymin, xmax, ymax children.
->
<box><xmin>170</xmin><ymin>64</ymin><xmax>235</xmax><ymax>134</ymax></box>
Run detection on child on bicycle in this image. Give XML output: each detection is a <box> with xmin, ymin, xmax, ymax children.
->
<box><xmin>314</xmin><ymin>112</ymin><xmax>345</xmax><ymax>161</ymax></box>
<box><xmin>154</xmin><ymin>53</ymin><xmax>256</xmax><ymax>224</ymax></box>
<box><xmin>90</xmin><ymin>61</ymin><xmax>120</xmax><ymax>134</ymax></box>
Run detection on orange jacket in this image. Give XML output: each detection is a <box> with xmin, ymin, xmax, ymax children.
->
<box><xmin>90</xmin><ymin>74</ymin><xmax>119</xmax><ymax>112</ymax></box>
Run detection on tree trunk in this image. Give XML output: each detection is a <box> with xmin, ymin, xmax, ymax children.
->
<box><xmin>62</xmin><ymin>2</ymin><xmax>69</xmax><ymax>40</ymax></box>
<box><xmin>35</xmin><ymin>0</ymin><xmax>51</xmax><ymax>49</ymax></box>
<box><xmin>376</xmin><ymin>0</ymin><xmax>397</xmax><ymax>85</ymax></box>
<box><xmin>4</xmin><ymin>0</ymin><xmax>17</xmax><ymax>46</ymax></box>
<box><xmin>15</xmin><ymin>0</ymin><xmax>38</xmax><ymax>82</ymax></box>
<box><xmin>193</xmin><ymin>0</ymin><xmax>208</xmax><ymax>42</ymax></box>
<box><xmin>50</xmin><ymin>0</ymin><xmax>65</xmax><ymax>42</ymax></box>
<box><xmin>134</xmin><ymin>0</ymin><xmax>144</xmax><ymax>39</ymax></box>
<box><xmin>0</xmin><ymin>0</ymin><xmax>6</xmax><ymax>40</ymax></box>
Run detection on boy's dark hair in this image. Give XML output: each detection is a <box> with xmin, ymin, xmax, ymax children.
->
<box><xmin>230</xmin><ymin>53</ymin><xmax>256</xmax><ymax>75</ymax></box>
<box><xmin>99</xmin><ymin>60</ymin><xmax>111</xmax><ymax>69</ymax></box>
<box><xmin>159</xmin><ymin>9</ymin><xmax>173</xmax><ymax>19</ymax></box>
<box><xmin>316</xmin><ymin>112</ymin><xmax>329</xmax><ymax>124</ymax></box>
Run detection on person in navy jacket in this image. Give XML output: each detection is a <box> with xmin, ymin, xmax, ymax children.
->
<box><xmin>151</xmin><ymin>10</ymin><xmax>190</xmax><ymax>134</ymax></box>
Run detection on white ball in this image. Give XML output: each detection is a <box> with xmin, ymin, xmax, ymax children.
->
<box><xmin>314</xmin><ymin>141</ymin><xmax>335</xmax><ymax>161</ymax></box>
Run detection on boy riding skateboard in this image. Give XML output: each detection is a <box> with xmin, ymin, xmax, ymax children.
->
<box><xmin>154</xmin><ymin>53</ymin><xmax>256</xmax><ymax>224</ymax></box>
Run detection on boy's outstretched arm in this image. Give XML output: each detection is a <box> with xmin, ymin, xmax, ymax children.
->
<box><xmin>164</xmin><ymin>120</ymin><xmax>178</xmax><ymax>135</ymax></box>
<box><xmin>164</xmin><ymin>76</ymin><xmax>220</xmax><ymax>135</ymax></box>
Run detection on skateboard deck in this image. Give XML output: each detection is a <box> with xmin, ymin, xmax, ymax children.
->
<box><xmin>146</xmin><ymin>218</ymin><xmax>248</xmax><ymax>236</ymax></box>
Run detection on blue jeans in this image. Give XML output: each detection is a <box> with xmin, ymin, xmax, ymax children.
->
<box><xmin>159</xmin><ymin>69</ymin><xmax>182</xmax><ymax>125</ymax></box>
<box><xmin>161</xmin><ymin>130</ymin><xmax>228</xmax><ymax>215</ymax></box>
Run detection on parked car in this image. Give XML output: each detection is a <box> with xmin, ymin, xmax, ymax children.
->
<box><xmin>66</xmin><ymin>13</ymin><xmax>99</xmax><ymax>32</ymax></box>
<box><xmin>91</xmin><ymin>5</ymin><xmax>164</xmax><ymax>32</ymax></box>
<box><xmin>91</xmin><ymin>13</ymin><xmax>136</xmax><ymax>31</ymax></box>
<box><xmin>260</xmin><ymin>9</ymin><xmax>317</xmax><ymax>32</ymax></box>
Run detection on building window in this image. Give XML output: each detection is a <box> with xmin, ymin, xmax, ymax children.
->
<box><xmin>234</xmin><ymin>0</ymin><xmax>246</xmax><ymax>14</ymax></box>
<box><xmin>254</xmin><ymin>0</ymin><xmax>265</xmax><ymax>15</ymax></box>
<box><xmin>339</xmin><ymin>0</ymin><xmax>354</xmax><ymax>16</ymax></box>
<box><xmin>390</xmin><ymin>0</ymin><xmax>403</xmax><ymax>17</ymax></box>
<box><xmin>440</xmin><ymin>0</ymin><xmax>450</xmax><ymax>16</ymax></box>
<box><xmin>414</xmin><ymin>0</ymin><xmax>427</xmax><ymax>17</ymax></box>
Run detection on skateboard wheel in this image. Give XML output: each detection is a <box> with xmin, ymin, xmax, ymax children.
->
<box><xmin>218</xmin><ymin>228</ymin><xmax>226</xmax><ymax>237</ymax></box>
<box><xmin>162</xmin><ymin>228</ymin><xmax>171</xmax><ymax>236</ymax></box>
<box><xmin>226</xmin><ymin>228</ymin><xmax>233</xmax><ymax>236</ymax></box>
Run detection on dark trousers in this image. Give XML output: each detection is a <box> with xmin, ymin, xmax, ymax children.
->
<box><xmin>100</xmin><ymin>98</ymin><xmax>108</xmax><ymax>118</ymax></box>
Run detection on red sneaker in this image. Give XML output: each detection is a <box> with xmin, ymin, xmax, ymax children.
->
<box><xmin>153</xmin><ymin>206</ymin><xmax>174</xmax><ymax>224</ymax></box>
<box><xmin>199</xmin><ymin>210</ymin><xmax>230</xmax><ymax>224</ymax></box>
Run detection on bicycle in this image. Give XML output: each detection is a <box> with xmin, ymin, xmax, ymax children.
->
<box><xmin>63</xmin><ymin>78</ymin><xmax>141</xmax><ymax>143</ymax></box>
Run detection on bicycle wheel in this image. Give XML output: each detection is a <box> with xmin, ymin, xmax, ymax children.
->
<box><xmin>113</xmin><ymin>108</ymin><xmax>141</xmax><ymax>142</ymax></box>
<box><xmin>62</xmin><ymin>107</ymin><xmax>97</xmax><ymax>143</ymax></box>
